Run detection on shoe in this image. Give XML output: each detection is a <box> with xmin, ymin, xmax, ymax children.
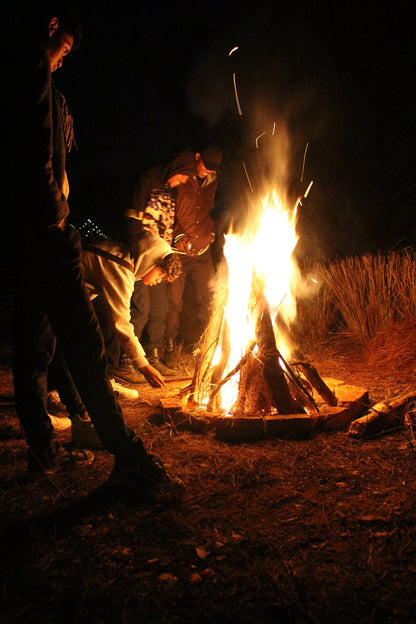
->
<box><xmin>49</xmin><ymin>413</ymin><xmax>72</xmax><ymax>432</ymax></box>
<box><xmin>164</xmin><ymin>338</ymin><xmax>181</xmax><ymax>371</ymax></box>
<box><xmin>109</xmin><ymin>355</ymin><xmax>147</xmax><ymax>385</ymax></box>
<box><xmin>147</xmin><ymin>347</ymin><xmax>179</xmax><ymax>377</ymax></box>
<box><xmin>110</xmin><ymin>378</ymin><xmax>139</xmax><ymax>398</ymax></box>
<box><xmin>108</xmin><ymin>451</ymin><xmax>184</xmax><ymax>504</ymax></box>
<box><xmin>26</xmin><ymin>442</ymin><xmax>94</xmax><ymax>478</ymax></box>
<box><xmin>71</xmin><ymin>413</ymin><xmax>104</xmax><ymax>449</ymax></box>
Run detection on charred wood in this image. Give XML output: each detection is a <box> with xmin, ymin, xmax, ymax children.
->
<box><xmin>291</xmin><ymin>361</ymin><xmax>338</xmax><ymax>407</ymax></box>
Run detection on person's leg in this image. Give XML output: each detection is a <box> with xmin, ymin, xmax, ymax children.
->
<box><xmin>130</xmin><ymin>280</ymin><xmax>150</xmax><ymax>341</ymax></box>
<box><xmin>164</xmin><ymin>264</ymin><xmax>187</xmax><ymax>369</ymax></box>
<box><xmin>146</xmin><ymin>282</ymin><xmax>168</xmax><ymax>352</ymax></box>
<box><xmin>48</xmin><ymin>346</ymin><xmax>87</xmax><ymax>417</ymax></box>
<box><xmin>165</xmin><ymin>263</ymin><xmax>186</xmax><ymax>343</ymax></box>
<box><xmin>188</xmin><ymin>250</ymin><xmax>215</xmax><ymax>342</ymax></box>
<box><xmin>12</xmin><ymin>291</ymin><xmax>56</xmax><ymax>463</ymax></box>
<box><xmin>146</xmin><ymin>282</ymin><xmax>177</xmax><ymax>375</ymax></box>
<box><xmin>40</xmin><ymin>226</ymin><xmax>137</xmax><ymax>457</ymax></box>
<box><xmin>13</xmin><ymin>225</ymin><xmax>182</xmax><ymax>497</ymax></box>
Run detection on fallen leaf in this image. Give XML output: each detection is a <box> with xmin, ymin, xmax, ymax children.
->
<box><xmin>189</xmin><ymin>572</ymin><xmax>203</xmax><ymax>583</ymax></box>
<box><xmin>196</xmin><ymin>546</ymin><xmax>210</xmax><ymax>560</ymax></box>
<box><xmin>158</xmin><ymin>573</ymin><xmax>177</xmax><ymax>583</ymax></box>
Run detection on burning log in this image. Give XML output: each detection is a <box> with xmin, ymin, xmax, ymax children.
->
<box><xmin>291</xmin><ymin>360</ymin><xmax>338</xmax><ymax>407</ymax></box>
<box><xmin>348</xmin><ymin>386</ymin><xmax>416</xmax><ymax>438</ymax></box>
<box><xmin>232</xmin><ymin>353</ymin><xmax>274</xmax><ymax>415</ymax></box>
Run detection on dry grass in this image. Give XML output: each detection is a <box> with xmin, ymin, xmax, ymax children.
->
<box><xmin>364</xmin><ymin>318</ymin><xmax>416</xmax><ymax>374</ymax></box>
<box><xmin>293</xmin><ymin>250</ymin><xmax>416</xmax><ymax>348</ymax></box>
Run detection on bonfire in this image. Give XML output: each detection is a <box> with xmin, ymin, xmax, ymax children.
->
<box><xmin>168</xmin><ymin>182</ymin><xmax>371</xmax><ymax>442</ymax></box>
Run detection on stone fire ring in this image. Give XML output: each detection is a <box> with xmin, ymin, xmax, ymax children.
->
<box><xmin>157</xmin><ymin>379</ymin><xmax>369</xmax><ymax>443</ymax></box>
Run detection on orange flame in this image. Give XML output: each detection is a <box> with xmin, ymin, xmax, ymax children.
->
<box><xmin>219</xmin><ymin>190</ymin><xmax>299</xmax><ymax>411</ymax></box>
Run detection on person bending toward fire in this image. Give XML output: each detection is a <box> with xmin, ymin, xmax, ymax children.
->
<box><xmin>81</xmin><ymin>230</ymin><xmax>182</xmax><ymax>388</ymax></box>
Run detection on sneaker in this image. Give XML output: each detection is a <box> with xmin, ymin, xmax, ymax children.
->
<box><xmin>108</xmin><ymin>452</ymin><xmax>184</xmax><ymax>504</ymax></box>
<box><xmin>26</xmin><ymin>442</ymin><xmax>94</xmax><ymax>478</ymax></box>
<box><xmin>109</xmin><ymin>356</ymin><xmax>147</xmax><ymax>385</ymax></box>
<box><xmin>71</xmin><ymin>413</ymin><xmax>104</xmax><ymax>449</ymax></box>
<box><xmin>110</xmin><ymin>378</ymin><xmax>139</xmax><ymax>398</ymax></box>
<box><xmin>49</xmin><ymin>413</ymin><xmax>72</xmax><ymax>431</ymax></box>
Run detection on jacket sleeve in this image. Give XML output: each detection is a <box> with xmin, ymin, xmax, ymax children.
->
<box><xmin>19</xmin><ymin>41</ymin><xmax>69</xmax><ymax>228</ymax></box>
<box><xmin>88</xmin><ymin>254</ymin><xmax>149</xmax><ymax>369</ymax></box>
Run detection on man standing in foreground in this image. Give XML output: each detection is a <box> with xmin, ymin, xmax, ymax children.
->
<box><xmin>2</xmin><ymin>2</ymin><xmax>181</xmax><ymax>501</ymax></box>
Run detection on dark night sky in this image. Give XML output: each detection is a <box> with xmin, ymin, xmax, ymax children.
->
<box><xmin>22</xmin><ymin>1</ymin><xmax>416</xmax><ymax>256</ymax></box>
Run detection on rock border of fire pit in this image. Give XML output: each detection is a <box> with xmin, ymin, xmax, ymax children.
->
<box><xmin>157</xmin><ymin>380</ymin><xmax>369</xmax><ymax>443</ymax></box>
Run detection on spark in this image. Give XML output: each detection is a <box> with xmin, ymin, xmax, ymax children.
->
<box><xmin>300</xmin><ymin>142</ymin><xmax>309</xmax><ymax>182</ymax></box>
<box><xmin>232</xmin><ymin>73</ymin><xmax>243</xmax><ymax>116</ymax></box>
<box><xmin>311</xmin><ymin>278</ymin><xmax>318</xmax><ymax>284</ymax></box>
<box><xmin>272</xmin><ymin>122</ymin><xmax>276</xmax><ymax>135</ymax></box>
<box><xmin>242</xmin><ymin>161</ymin><xmax>254</xmax><ymax>193</ymax></box>
<box><xmin>229</xmin><ymin>46</ymin><xmax>239</xmax><ymax>56</ymax></box>
<box><xmin>304</xmin><ymin>180</ymin><xmax>314</xmax><ymax>198</ymax></box>
<box><xmin>255</xmin><ymin>132</ymin><xmax>266</xmax><ymax>149</ymax></box>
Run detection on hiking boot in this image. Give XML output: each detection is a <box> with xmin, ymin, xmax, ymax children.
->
<box><xmin>109</xmin><ymin>355</ymin><xmax>147</xmax><ymax>385</ymax></box>
<box><xmin>71</xmin><ymin>413</ymin><xmax>104</xmax><ymax>449</ymax></box>
<box><xmin>26</xmin><ymin>442</ymin><xmax>94</xmax><ymax>479</ymax></box>
<box><xmin>147</xmin><ymin>347</ymin><xmax>178</xmax><ymax>377</ymax></box>
<box><xmin>164</xmin><ymin>338</ymin><xmax>181</xmax><ymax>371</ymax></box>
<box><xmin>108</xmin><ymin>451</ymin><xmax>184</xmax><ymax>504</ymax></box>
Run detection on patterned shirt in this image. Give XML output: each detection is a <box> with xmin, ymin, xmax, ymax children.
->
<box><xmin>141</xmin><ymin>185</ymin><xmax>175</xmax><ymax>243</ymax></box>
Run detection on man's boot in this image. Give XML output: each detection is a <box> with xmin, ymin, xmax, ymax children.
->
<box><xmin>108</xmin><ymin>354</ymin><xmax>146</xmax><ymax>385</ymax></box>
<box><xmin>147</xmin><ymin>347</ymin><xmax>178</xmax><ymax>376</ymax></box>
<box><xmin>164</xmin><ymin>338</ymin><xmax>180</xmax><ymax>371</ymax></box>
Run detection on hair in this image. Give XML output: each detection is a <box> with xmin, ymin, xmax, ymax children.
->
<box><xmin>21</xmin><ymin>0</ymin><xmax>83</xmax><ymax>50</ymax></box>
<box><xmin>158</xmin><ymin>253</ymin><xmax>182</xmax><ymax>282</ymax></box>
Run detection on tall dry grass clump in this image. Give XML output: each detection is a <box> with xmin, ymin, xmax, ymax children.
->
<box><xmin>293</xmin><ymin>249</ymin><xmax>416</xmax><ymax>349</ymax></box>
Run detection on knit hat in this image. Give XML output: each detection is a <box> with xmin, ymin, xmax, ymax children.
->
<box><xmin>200</xmin><ymin>146</ymin><xmax>223</xmax><ymax>174</ymax></box>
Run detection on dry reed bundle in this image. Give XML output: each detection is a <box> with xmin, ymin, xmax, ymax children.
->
<box><xmin>320</xmin><ymin>250</ymin><xmax>416</xmax><ymax>345</ymax></box>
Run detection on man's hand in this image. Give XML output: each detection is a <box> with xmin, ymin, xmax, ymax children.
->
<box><xmin>139</xmin><ymin>364</ymin><xmax>165</xmax><ymax>388</ymax></box>
<box><xmin>174</xmin><ymin>237</ymin><xmax>197</xmax><ymax>256</ymax></box>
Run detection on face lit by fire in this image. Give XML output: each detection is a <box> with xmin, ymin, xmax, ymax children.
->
<box><xmin>44</xmin><ymin>18</ymin><xmax>74</xmax><ymax>72</ymax></box>
<box><xmin>195</xmin><ymin>153</ymin><xmax>215</xmax><ymax>178</ymax></box>
<box><xmin>142</xmin><ymin>266</ymin><xmax>165</xmax><ymax>286</ymax></box>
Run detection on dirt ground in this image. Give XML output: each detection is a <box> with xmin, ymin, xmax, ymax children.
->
<box><xmin>1</xmin><ymin>298</ymin><xmax>416</xmax><ymax>624</ymax></box>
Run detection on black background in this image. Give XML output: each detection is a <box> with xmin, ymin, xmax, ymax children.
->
<box><xmin>11</xmin><ymin>1</ymin><xmax>416</xmax><ymax>257</ymax></box>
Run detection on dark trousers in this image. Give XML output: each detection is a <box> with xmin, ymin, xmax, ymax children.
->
<box><xmin>48</xmin><ymin>347</ymin><xmax>86</xmax><ymax>417</ymax></box>
<box><xmin>165</xmin><ymin>249</ymin><xmax>215</xmax><ymax>344</ymax></box>
<box><xmin>130</xmin><ymin>281</ymin><xmax>168</xmax><ymax>352</ymax></box>
<box><xmin>12</xmin><ymin>225</ymin><xmax>137</xmax><ymax>458</ymax></box>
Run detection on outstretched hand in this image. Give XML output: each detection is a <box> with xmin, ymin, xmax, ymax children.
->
<box><xmin>139</xmin><ymin>364</ymin><xmax>165</xmax><ymax>388</ymax></box>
